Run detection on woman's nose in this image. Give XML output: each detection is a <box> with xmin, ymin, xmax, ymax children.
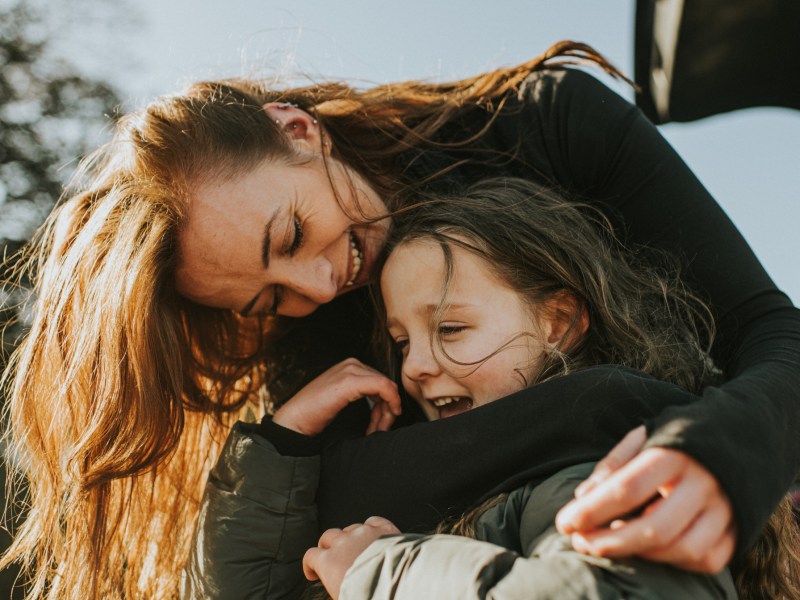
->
<box><xmin>402</xmin><ymin>340</ymin><xmax>441</xmax><ymax>382</ymax></box>
<box><xmin>294</xmin><ymin>258</ymin><xmax>339</xmax><ymax>304</ymax></box>
<box><xmin>278</xmin><ymin>256</ymin><xmax>339</xmax><ymax>316</ymax></box>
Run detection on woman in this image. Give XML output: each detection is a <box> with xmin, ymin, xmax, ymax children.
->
<box><xmin>2</xmin><ymin>42</ymin><xmax>799</xmax><ymax>599</ymax></box>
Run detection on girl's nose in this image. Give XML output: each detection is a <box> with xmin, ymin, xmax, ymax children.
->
<box><xmin>402</xmin><ymin>340</ymin><xmax>441</xmax><ymax>382</ymax></box>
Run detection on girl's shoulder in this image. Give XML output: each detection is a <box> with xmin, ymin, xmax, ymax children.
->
<box><xmin>474</xmin><ymin>462</ymin><xmax>597</xmax><ymax>552</ymax></box>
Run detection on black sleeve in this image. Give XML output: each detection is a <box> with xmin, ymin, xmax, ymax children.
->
<box><xmin>506</xmin><ymin>68</ymin><xmax>800</xmax><ymax>558</ymax></box>
<box><xmin>317</xmin><ymin>366</ymin><xmax>699</xmax><ymax>532</ymax></box>
<box><xmin>313</xmin><ymin>69</ymin><xmax>800</xmax><ymax>563</ymax></box>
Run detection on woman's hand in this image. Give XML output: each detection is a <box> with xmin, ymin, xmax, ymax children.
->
<box><xmin>555</xmin><ymin>425</ymin><xmax>736</xmax><ymax>573</ymax></box>
<box><xmin>272</xmin><ymin>358</ymin><xmax>401</xmax><ymax>437</ymax></box>
<box><xmin>303</xmin><ymin>516</ymin><xmax>401</xmax><ymax>600</ymax></box>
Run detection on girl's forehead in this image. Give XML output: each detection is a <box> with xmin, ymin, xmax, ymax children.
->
<box><xmin>381</xmin><ymin>236</ymin><xmax>503</xmax><ymax>301</ymax></box>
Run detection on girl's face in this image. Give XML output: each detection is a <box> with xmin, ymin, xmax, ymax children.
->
<box><xmin>382</xmin><ymin>238</ymin><xmax>551</xmax><ymax>420</ymax></box>
<box><xmin>176</xmin><ymin>155</ymin><xmax>389</xmax><ymax>317</ymax></box>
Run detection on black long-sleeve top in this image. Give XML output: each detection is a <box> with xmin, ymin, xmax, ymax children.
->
<box><xmin>263</xmin><ymin>67</ymin><xmax>800</xmax><ymax>560</ymax></box>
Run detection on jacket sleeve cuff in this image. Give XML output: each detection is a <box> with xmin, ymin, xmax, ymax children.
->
<box><xmin>256</xmin><ymin>417</ymin><xmax>322</xmax><ymax>457</ymax></box>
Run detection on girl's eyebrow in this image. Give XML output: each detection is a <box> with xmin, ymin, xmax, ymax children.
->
<box><xmin>416</xmin><ymin>302</ymin><xmax>472</xmax><ymax>314</ymax></box>
<box><xmin>385</xmin><ymin>303</ymin><xmax>473</xmax><ymax>327</ymax></box>
<box><xmin>240</xmin><ymin>209</ymin><xmax>280</xmax><ymax>316</ymax></box>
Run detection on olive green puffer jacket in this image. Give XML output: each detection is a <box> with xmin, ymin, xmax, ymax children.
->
<box><xmin>340</xmin><ymin>463</ymin><xmax>738</xmax><ymax>600</ymax></box>
<box><xmin>182</xmin><ymin>421</ymin><xmax>320</xmax><ymax>599</ymax></box>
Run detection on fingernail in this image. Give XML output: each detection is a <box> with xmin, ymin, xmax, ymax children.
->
<box><xmin>571</xmin><ymin>534</ymin><xmax>594</xmax><ymax>555</ymax></box>
<box><xmin>556</xmin><ymin>507</ymin><xmax>577</xmax><ymax>533</ymax></box>
<box><xmin>574</xmin><ymin>481</ymin><xmax>592</xmax><ymax>498</ymax></box>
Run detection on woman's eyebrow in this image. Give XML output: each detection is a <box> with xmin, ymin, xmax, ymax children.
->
<box><xmin>261</xmin><ymin>210</ymin><xmax>280</xmax><ymax>269</ymax></box>
<box><xmin>240</xmin><ymin>209</ymin><xmax>280</xmax><ymax>316</ymax></box>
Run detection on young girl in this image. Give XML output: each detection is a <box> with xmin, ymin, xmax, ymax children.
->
<box><xmin>264</xmin><ymin>178</ymin><xmax>798</xmax><ymax>599</ymax></box>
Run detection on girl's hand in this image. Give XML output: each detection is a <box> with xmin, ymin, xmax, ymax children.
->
<box><xmin>272</xmin><ymin>358</ymin><xmax>401</xmax><ymax>437</ymax></box>
<box><xmin>555</xmin><ymin>425</ymin><xmax>736</xmax><ymax>573</ymax></box>
<box><xmin>303</xmin><ymin>516</ymin><xmax>401</xmax><ymax>600</ymax></box>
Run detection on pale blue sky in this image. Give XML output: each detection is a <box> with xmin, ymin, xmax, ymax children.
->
<box><xmin>66</xmin><ymin>0</ymin><xmax>799</xmax><ymax>303</ymax></box>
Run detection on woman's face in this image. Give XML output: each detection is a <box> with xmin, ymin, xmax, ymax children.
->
<box><xmin>382</xmin><ymin>238</ymin><xmax>549</xmax><ymax>420</ymax></box>
<box><xmin>176</xmin><ymin>155</ymin><xmax>389</xmax><ymax>317</ymax></box>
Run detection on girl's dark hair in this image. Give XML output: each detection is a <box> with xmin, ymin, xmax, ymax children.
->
<box><xmin>379</xmin><ymin>177</ymin><xmax>800</xmax><ymax>599</ymax></box>
<box><xmin>375</xmin><ymin>177</ymin><xmax>715</xmax><ymax>392</ymax></box>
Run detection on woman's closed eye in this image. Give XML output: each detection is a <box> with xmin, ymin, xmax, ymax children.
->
<box><xmin>265</xmin><ymin>216</ymin><xmax>302</xmax><ymax>315</ymax></box>
<box><xmin>289</xmin><ymin>215</ymin><xmax>304</xmax><ymax>256</ymax></box>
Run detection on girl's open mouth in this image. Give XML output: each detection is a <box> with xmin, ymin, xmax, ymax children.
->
<box><xmin>430</xmin><ymin>396</ymin><xmax>473</xmax><ymax>419</ymax></box>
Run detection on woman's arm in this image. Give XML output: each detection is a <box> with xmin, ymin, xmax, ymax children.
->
<box><xmin>315</xmin><ymin>367</ymin><xmax>701</xmax><ymax>531</ymax></box>
<box><xmin>508</xmin><ymin>67</ymin><xmax>800</xmax><ymax>562</ymax></box>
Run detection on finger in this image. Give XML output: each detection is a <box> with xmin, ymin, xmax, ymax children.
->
<box><xmin>372</xmin><ymin>399</ymin><xmax>398</xmax><ymax>432</ymax></box>
<box><xmin>342</xmin><ymin>523</ymin><xmax>363</xmax><ymax>533</ymax></box>
<box><xmin>364</xmin><ymin>516</ymin><xmax>401</xmax><ymax>534</ymax></box>
<box><xmin>571</xmin><ymin>480</ymin><xmax>703</xmax><ymax>557</ymax></box>
<box><xmin>574</xmin><ymin>426</ymin><xmax>647</xmax><ymax>498</ymax></box>
<box><xmin>353</xmin><ymin>378</ymin><xmax>401</xmax><ymax>416</ymax></box>
<box><xmin>302</xmin><ymin>547</ymin><xmax>322</xmax><ymax>581</ymax></box>
<box><xmin>640</xmin><ymin>509</ymin><xmax>734</xmax><ymax>571</ymax></box>
<box><xmin>317</xmin><ymin>527</ymin><xmax>343</xmax><ymax>549</ymax></box>
<box><xmin>670</xmin><ymin>525</ymin><xmax>736</xmax><ymax>574</ymax></box>
<box><xmin>328</xmin><ymin>371</ymin><xmax>398</xmax><ymax>408</ymax></box>
<box><xmin>557</xmin><ymin>448</ymin><xmax>685</xmax><ymax>534</ymax></box>
<box><xmin>366</xmin><ymin>402</ymin><xmax>382</xmax><ymax>435</ymax></box>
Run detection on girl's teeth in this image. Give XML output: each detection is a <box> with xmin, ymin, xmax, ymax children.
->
<box><xmin>431</xmin><ymin>397</ymin><xmax>465</xmax><ymax>407</ymax></box>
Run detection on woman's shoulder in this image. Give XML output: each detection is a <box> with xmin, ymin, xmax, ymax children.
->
<box><xmin>516</xmin><ymin>66</ymin><xmax>635</xmax><ymax>120</ymax></box>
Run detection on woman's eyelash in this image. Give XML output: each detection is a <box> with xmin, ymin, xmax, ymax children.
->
<box><xmin>289</xmin><ymin>215</ymin><xmax>304</xmax><ymax>255</ymax></box>
<box><xmin>269</xmin><ymin>285</ymin><xmax>284</xmax><ymax>316</ymax></box>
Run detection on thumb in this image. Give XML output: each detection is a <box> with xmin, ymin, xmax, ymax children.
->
<box><xmin>302</xmin><ymin>547</ymin><xmax>322</xmax><ymax>581</ymax></box>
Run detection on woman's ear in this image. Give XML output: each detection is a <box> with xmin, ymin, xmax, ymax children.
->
<box><xmin>542</xmin><ymin>291</ymin><xmax>589</xmax><ymax>351</ymax></box>
<box><xmin>262</xmin><ymin>102</ymin><xmax>329</xmax><ymax>156</ymax></box>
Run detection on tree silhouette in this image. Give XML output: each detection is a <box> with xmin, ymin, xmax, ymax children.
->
<box><xmin>1</xmin><ymin>1</ymin><xmax>124</xmax><ymax>595</ymax></box>
<box><xmin>0</xmin><ymin>0</ymin><xmax>121</xmax><ymax>365</ymax></box>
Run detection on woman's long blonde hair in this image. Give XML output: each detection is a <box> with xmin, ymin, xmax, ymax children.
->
<box><xmin>0</xmin><ymin>42</ymin><xmax>626</xmax><ymax>598</ymax></box>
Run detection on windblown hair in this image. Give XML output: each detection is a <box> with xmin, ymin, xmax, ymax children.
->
<box><xmin>734</xmin><ymin>495</ymin><xmax>800</xmax><ymax>600</ymax></box>
<box><xmin>0</xmin><ymin>42</ymin><xmax>624</xmax><ymax>599</ymax></box>
<box><xmin>375</xmin><ymin>177</ymin><xmax>715</xmax><ymax>392</ymax></box>
<box><xmin>383</xmin><ymin>177</ymin><xmax>799</xmax><ymax>600</ymax></box>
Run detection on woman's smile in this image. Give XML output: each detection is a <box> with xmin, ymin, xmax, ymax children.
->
<box><xmin>176</xmin><ymin>155</ymin><xmax>389</xmax><ymax>317</ymax></box>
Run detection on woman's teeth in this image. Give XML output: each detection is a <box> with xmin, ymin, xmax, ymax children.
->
<box><xmin>345</xmin><ymin>232</ymin><xmax>363</xmax><ymax>287</ymax></box>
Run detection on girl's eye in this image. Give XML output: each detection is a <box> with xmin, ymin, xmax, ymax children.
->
<box><xmin>393</xmin><ymin>338</ymin><xmax>409</xmax><ymax>351</ymax></box>
<box><xmin>438</xmin><ymin>324</ymin><xmax>466</xmax><ymax>336</ymax></box>
<box><xmin>289</xmin><ymin>215</ymin><xmax>304</xmax><ymax>256</ymax></box>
